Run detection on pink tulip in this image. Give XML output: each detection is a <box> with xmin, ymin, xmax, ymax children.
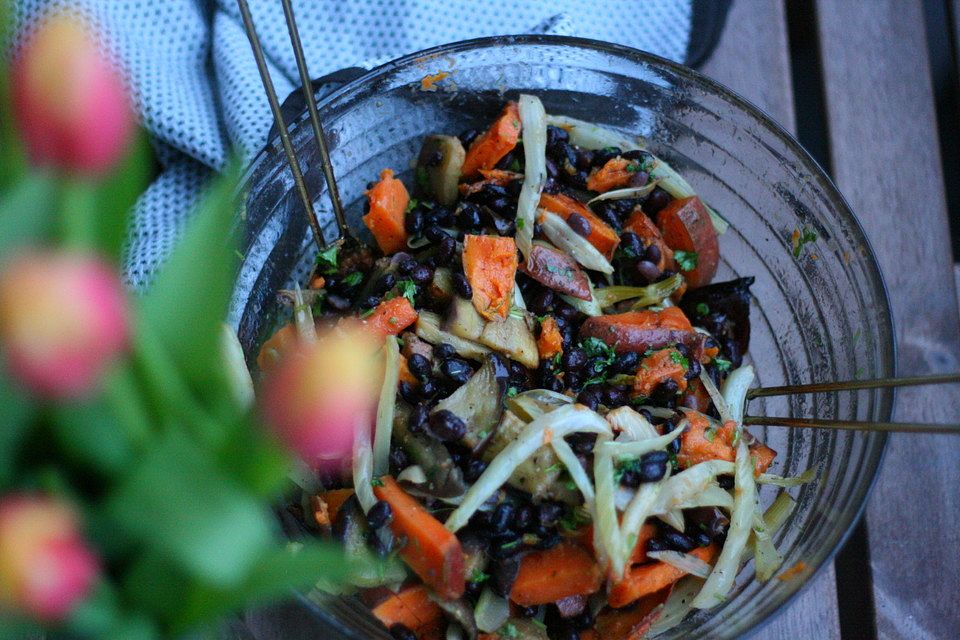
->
<box><xmin>11</xmin><ymin>12</ymin><xmax>133</xmax><ymax>174</ymax></box>
<box><xmin>0</xmin><ymin>496</ymin><xmax>99</xmax><ymax>621</ymax></box>
<box><xmin>0</xmin><ymin>252</ymin><xmax>130</xmax><ymax>399</ymax></box>
<box><xmin>260</xmin><ymin>326</ymin><xmax>380</xmax><ymax>471</ymax></box>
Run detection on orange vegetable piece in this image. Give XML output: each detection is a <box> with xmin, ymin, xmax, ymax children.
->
<box><xmin>657</xmin><ymin>196</ymin><xmax>719</xmax><ymax>288</ymax></box>
<box><xmin>680</xmin><ymin>379</ymin><xmax>712</xmax><ymax>413</ymax></box>
<box><xmin>462</xmin><ymin>234</ymin><xmax>518</xmax><ymax>321</ymax></box>
<box><xmin>363</xmin><ymin>168</ymin><xmax>410</xmax><ymax>255</ymax></box>
<box><xmin>371</xmin><ymin>584</ymin><xmax>444</xmax><ymax>636</ymax></box>
<box><xmin>311</xmin><ymin>488</ymin><xmax>354</xmax><ymax>527</ymax></box>
<box><xmin>750</xmin><ymin>441</ymin><xmax>777</xmax><ymax>475</ymax></box>
<box><xmin>373</xmin><ymin>476</ymin><xmax>465</xmax><ymax>599</ymax></box>
<box><xmin>538</xmin><ymin>192</ymin><xmax>621</xmax><ymax>260</ymax></box>
<box><xmin>608</xmin><ymin>544</ymin><xmax>718</xmax><ymax>608</ymax></box>
<box><xmin>461</xmin><ymin>102</ymin><xmax>521</xmax><ymax>177</ymax></box>
<box><xmin>361</xmin><ymin>296</ymin><xmax>419</xmax><ymax>340</ymax></box>
<box><xmin>622</xmin><ymin>523</ymin><xmax>658</xmax><ymax>566</ymax></box>
<box><xmin>586</xmin><ymin>156</ymin><xmax>639</xmax><ymax>192</ymax></box>
<box><xmin>623</xmin><ymin>209</ymin><xmax>674</xmax><ymax>271</ymax></box>
<box><xmin>398</xmin><ymin>354</ymin><xmax>419</xmax><ymax>387</ymax></box>
<box><xmin>509</xmin><ymin>542</ymin><xmax>603</xmax><ymax>606</ymax></box>
<box><xmin>458</xmin><ymin>169</ymin><xmax>523</xmax><ymax>197</ymax></box>
<box><xmin>256</xmin><ymin>323</ymin><xmax>298</xmax><ymax>372</ymax></box>
<box><xmin>578</xmin><ymin>307</ymin><xmax>694</xmax><ymax>354</ymax></box>
<box><xmin>596</xmin><ymin>587</ymin><xmax>670</xmax><ymax>637</ymax></box>
<box><xmin>676</xmin><ymin>410</ymin><xmax>736</xmax><ymax>469</ymax></box>
<box><xmin>537</xmin><ymin>315</ymin><xmax>563</xmax><ymax>360</ymax></box>
<box><xmin>633</xmin><ymin>347</ymin><xmax>689</xmax><ymax>398</ymax></box>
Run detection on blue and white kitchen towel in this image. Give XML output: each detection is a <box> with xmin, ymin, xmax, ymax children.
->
<box><xmin>15</xmin><ymin>0</ymin><xmax>700</xmax><ymax>288</ymax></box>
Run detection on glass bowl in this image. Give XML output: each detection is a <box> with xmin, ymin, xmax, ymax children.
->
<box><xmin>230</xmin><ymin>35</ymin><xmax>893</xmax><ymax>639</ymax></box>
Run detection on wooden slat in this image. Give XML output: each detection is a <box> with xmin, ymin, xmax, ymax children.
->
<box><xmin>702</xmin><ymin>1</ymin><xmax>842</xmax><ymax>638</ymax></box>
<box><xmin>817</xmin><ymin>1</ymin><xmax>960</xmax><ymax>638</ymax></box>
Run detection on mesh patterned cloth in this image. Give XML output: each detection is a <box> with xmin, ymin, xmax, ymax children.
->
<box><xmin>15</xmin><ymin>0</ymin><xmax>693</xmax><ymax>288</ymax></box>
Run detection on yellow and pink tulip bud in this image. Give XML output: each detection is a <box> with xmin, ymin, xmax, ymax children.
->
<box><xmin>11</xmin><ymin>12</ymin><xmax>133</xmax><ymax>175</ymax></box>
<box><xmin>0</xmin><ymin>252</ymin><xmax>130</xmax><ymax>399</ymax></box>
<box><xmin>0</xmin><ymin>495</ymin><xmax>99</xmax><ymax>621</ymax></box>
<box><xmin>260</xmin><ymin>326</ymin><xmax>380</xmax><ymax>471</ymax></box>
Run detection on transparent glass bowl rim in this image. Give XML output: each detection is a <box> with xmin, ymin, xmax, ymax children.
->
<box><xmin>239</xmin><ymin>34</ymin><xmax>895</xmax><ymax>638</ymax></box>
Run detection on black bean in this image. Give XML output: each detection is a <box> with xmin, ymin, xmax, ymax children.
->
<box><xmin>718</xmin><ymin>474</ymin><xmax>735</xmax><ymax>490</ymax></box>
<box><xmin>427</xmin><ymin>409</ymin><xmax>466</xmax><ymax>441</ymax></box>
<box><xmin>635</xmin><ymin>259</ymin><xmax>661</xmax><ymax>283</ymax></box>
<box><xmin>435</xmin><ymin>343</ymin><xmax>456</xmax><ymax>360</ymax></box>
<box><xmin>528</xmin><ymin>289</ymin><xmax>555</xmax><ymax>315</ymax></box>
<box><xmin>554</xmin><ymin>301</ymin><xmax>579</xmax><ymax>321</ymax></box>
<box><xmin>517</xmin><ymin>605</ymin><xmax>540</xmax><ymax>618</ymax></box>
<box><xmin>592</xmin><ymin>146</ymin><xmax>621</xmax><ymax>167</ymax></box>
<box><xmin>668</xmin><ymin>435</ymin><xmax>682</xmax><ymax>454</ymax></box>
<box><xmin>458</xmin><ymin>128</ymin><xmax>480</xmax><ymax>148</ymax></box>
<box><xmin>488</xmin><ymin>503</ymin><xmax>515</xmax><ymax>532</ymax></box>
<box><xmin>480</xmin><ymin>183</ymin><xmax>510</xmax><ymax>201</ymax></box>
<box><xmin>585</xmin><ymin>356</ymin><xmax>607</xmax><ymax>376</ymax></box>
<box><xmin>399</xmin><ymin>380</ymin><xmax>418</xmax><ymax>406</ymax></box>
<box><xmin>358</xmin><ymin>294</ymin><xmax>381</xmax><ymax>309</ymax></box>
<box><xmin>398</xmin><ymin>258</ymin><xmax>418</xmax><ymax>275</ymax></box>
<box><xmin>577</xmin><ymin>385</ymin><xmax>602</xmax><ymax>410</ymax></box>
<box><xmin>515</xmin><ymin>504</ymin><xmax>534</xmax><ymax>531</ymax></box>
<box><xmin>565</xmin><ymin>372</ymin><xmax>581</xmax><ymax>389</ymax></box>
<box><xmin>463</xmin><ymin>458</ymin><xmax>487</xmax><ymax>482</ymax></box>
<box><xmin>645</xmin><ymin>187</ymin><xmax>671</xmax><ymax>216</ymax></box>
<box><xmin>619</xmin><ymin>469</ymin><xmax>641</xmax><ymax>488</ymax></box>
<box><xmin>575</xmin><ymin>148</ymin><xmax>594</xmax><ymax>171</ymax></box>
<box><xmin>638</xmin><ymin>450</ymin><xmax>669</xmax><ymax>482</ymax></box>
<box><xmin>569</xmin><ymin>433</ymin><xmax>597</xmax><ymax>455</ymax></box>
<box><xmin>685</xmin><ymin>358</ymin><xmax>702</xmax><ymax>380</ymax></box>
<box><xmin>491</xmin><ymin>533</ymin><xmax>523</xmax><ymax>559</ymax></box>
<box><xmin>410</xmin><ymin>264</ymin><xmax>433</xmax><ymax>285</ymax></box>
<box><xmin>389</xmin><ymin>446</ymin><xmax>409</xmax><ymax>471</ymax></box>
<box><xmin>561</xmin><ymin>346</ymin><xmax>587</xmax><ymax>373</ymax></box>
<box><xmin>554</xmin><ymin>627</ymin><xmax>580</xmax><ymax>640</ymax></box>
<box><xmin>619</xmin><ymin>231</ymin><xmax>644</xmax><ymax>258</ymax></box>
<box><xmin>326</xmin><ymin>294</ymin><xmax>351</xmax><ymax>311</ymax></box>
<box><xmin>537</xmin><ymin>357</ymin><xmax>555</xmax><ymax>377</ymax></box>
<box><xmin>613</xmin><ymin>351</ymin><xmax>640</xmax><ymax>374</ymax></box>
<box><xmin>418</xmin><ymin>378</ymin><xmax>438</xmax><ymax>399</ymax></box>
<box><xmin>440</xmin><ymin>357</ymin><xmax>472</xmax><ymax>384</ymax></box>
<box><xmin>603</xmin><ymin>385</ymin><xmax>629</xmax><ymax>407</ymax></box>
<box><xmin>662</xmin><ymin>530</ymin><xmax>697</xmax><ymax>552</ymax></box>
<box><xmin>408</xmin><ymin>353</ymin><xmax>431</xmax><ymax>381</ymax></box>
<box><xmin>366</xmin><ymin>500</ymin><xmax>393</xmax><ymax>529</ymax></box>
<box><xmin>537</xmin><ymin>502</ymin><xmax>564</xmax><ymax>527</ymax></box>
<box><xmin>545</xmin><ymin>157</ymin><xmax>559</xmax><ymax>179</ymax></box>
<box><xmin>452</xmin><ymin>272</ymin><xmax>473</xmax><ymax>298</ymax></box>
<box><xmin>692</xmin><ymin>530</ymin><xmax>713</xmax><ymax>547</ymax></box>
<box><xmin>490</xmin><ymin>555</ymin><xmax>522</xmax><ymax>597</ymax></box>
<box><xmin>543</xmin><ymin>375</ymin><xmax>565</xmax><ymax>393</ymax></box>
<box><xmin>542</xmin><ymin>178</ymin><xmax>560</xmax><ymax>194</ymax></box>
<box><xmin>372</xmin><ymin>273</ymin><xmax>396</xmax><ymax>294</ymax></box>
<box><xmin>628</xmin><ymin>170</ymin><xmax>649</xmax><ymax>188</ymax></box>
<box><xmin>404</xmin><ymin>208</ymin><xmax>424</xmax><ymax>235</ymax></box>
<box><xmin>408</xmin><ymin>403</ymin><xmax>429</xmax><ymax>432</ymax></box>
<box><xmin>565</xmin><ymin>170</ymin><xmax>590</xmax><ymax>189</ymax></box>
<box><xmin>536</xmin><ymin>532</ymin><xmax>562</xmax><ymax>550</ymax></box>
<box><xmin>506</xmin><ymin>178</ymin><xmax>523</xmax><ymax>197</ymax></box>
<box><xmin>456</xmin><ymin>202</ymin><xmax>483</xmax><ymax>231</ymax></box>
<box><xmin>424</xmin><ymin>225</ymin><xmax>449</xmax><ymax>243</ymax></box>
<box><xmin>645</xmin><ymin>242</ymin><xmax>662</xmax><ymax>265</ymax></box>
<box><xmin>567</xmin><ymin>212</ymin><xmax>592</xmax><ymax>238</ymax></box>
<box><xmin>646</xmin><ymin>538</ymin><xmax>667</xmax><ymax>553</ymax></box>
<box><xmin>546</xmin><ymin>125</ymin><xmax>569</xmax><ymax>151</ymax></box>
<box><xmin>436</xmin><ymin>235</ymin><xmax>456</xmax><ymax>266</ymax></box>
<box><xmin>389</xmin><ymin>624</ymin><xmax>417</xmax><ymax>640</ymax></box>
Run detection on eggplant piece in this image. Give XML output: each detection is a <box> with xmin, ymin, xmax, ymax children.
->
<box><xmin>445</xmin><ymin>295</ymin><xmax>486</xmax><ymax>341</ymax></box>
<box><xmin>417</xmin><ymin>310</ymin><xmax>492</xmax><ymax>362</ymax></box>
<box><xmin>432</xmin><ymin>354</ymin><xmax>510</xmax><ymax>450</ymax></box>
<box><xmin>519</xmin><ymin>243</ymin><xmax>592</xmax><ymax>300</ymax></box>
<box><xmin>678</xmin><ymin>276</ymin><xmax>754</xmax><ymax>366</ymax></box>
<box><xmin>395</xmin><ymin>404</ymin><xmax>468</xmax><ymax>498</ymax></box>
<box><xmin>483</xmin><ymin>411</ymin><xmax>580</xmax><ymax>504</ymax></box>
<box><xmin>478</xmin><ymin>313</ymin><xmax>539</xmax><ymax>369</ymax></box>
<box><xmin>417</xmin><ymin>134</ymin><xmax>466</xmax><ymax>205</ymax></box>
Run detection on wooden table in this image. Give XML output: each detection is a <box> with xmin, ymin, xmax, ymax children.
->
<box><xmin>703</xmin><ymin>1</ymin><xmax>960</xmax><ymax>638</ymax></box>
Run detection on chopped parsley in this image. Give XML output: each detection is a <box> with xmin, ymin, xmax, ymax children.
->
<box><xmin>359</xmin><ymin>307</ymin><xmax>376</xmax><ymax>319</ymax></box>
<box><xmin>696</xmin><ymin>302</ymin><xmax>710</xmax><ymax>316</ymax></box>
<box><xmin>703</xmin><ymin>426</ymin><xmax>717</xmax><ymax>442</ymax></box>
<box><xmin>713</xmin><ymin>357</ymin><xmax>733</xmax><ymax>373</ymax></box>
<box><xmin>516</xmin><ymin>217</ymin><xmax>526</xmax><ymax>230</ymax></box>
<box><xmin>469</xmin><ymin>569</ymin><xmax>490</xmax><ymax>584</ymax></box>
<box><xmin>370</xmin><ymin>478</ymin><xmax>384</xmax><ymax>487</ymax></box>
<box><xmin>315</xmin><ymin>245</ymin><xmax>339</xmax><ymax>274</ymax></box>
<box><xmin>509</xmin><ymin>157</ymin><xmax>522</xmax><ymax>172</ymax></box>
<box><xmin>405</xmin><ymin>198</ymin><xmax>419</xmax><ymax>213</ymax></box>
<box><xmin>791</xmin><ymin>227</ymin><xmax>818</xmax><ymax>257</ymax></box>
<box><xmin>579</xmin><ymin>337</ymin><xmax>617</xmax><ymax>387</ymax></box>
<box><xmin>614</xmin><ymin>458</ymin><xmax>643</xmax><ymax>483</ymax></box>
<box><xmin>669</xmin><ymin>350</ymin><xmax>689</xmax><ymax>370</ymax></box>
<box><xmin>674</xmin><ymin>250</ymin><xmax>699</xmax><ymax>272</ymax></box>
<box><xmin>559</xmin><ymin>506</ymin><xmax>592</xmax><ymax>531</ymax></box>
<box><xmin>415</xmin><ymin>166</ymin><xmax>430</xmax><ymax>189</ymax></box>
<box><xmin>545</xmin><ymin>462</ymin><xmax>565</xmax><ymax>473</ymax></box>
<box><xmin>343</xmin><ymin>271</ymin><xmax>363</xmax><ymax>287</ymax></box>
<box><xmin>501</xmin><ymin>539</ymin><xmax>522</xmax><ymax>550</ymax></box>
<box><xmin>507</xmin><ymin>386</ymin><xmax>519</xmax><ymax>397</ymax></box>
<box><xmin>499</xmin><ymin>622</ymin><xmax>519</xmax><ymax>639</ymax></box>
<box><xmin>397</xmin><ymin>278</ymin><xmax>418</xmax><ymax>304</ymax></box>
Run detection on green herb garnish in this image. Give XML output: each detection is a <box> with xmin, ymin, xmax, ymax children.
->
<box><xmin>370</xmin><ymin>478</ymin><xmax>384</xmax><ymax>488</ymax></box>
<box><xmin>669</xmin><ymin>349</ymin><xmax>689</xmax><ymax>369</ymax></box>
<box><xmin>397</xmin><ymin>278</ymin><xmax>418</xmax><ymax>304</ymax></box>
<box><xmin>516</xmin><ymin>217</ymin><xmax>525</xmax><ymax>230</ymax></box>
<box><xmin>696</xmin><ymin>302</ymin><xmax>710</xmax><ymax>316</ymax></box>
<box><xmin>507</xmin><ymin>386</ymin><xmax>519</xmax><ymax>397</ymax></box>
<box><xmin>500</xmin><ymin>622</ymin><xmax>519</xmax><ymax>639</ymax></box>
<box><xmin>791</xmin><ymin>227</ymin><xmax>818</xmax><ymax>257</ymax></box>
<box><xmin>674</xmin><ymin>250</ymin><xmax>698</xmax><ymax>272</ymax></box>
<box><xmin>714</xmin><ymin>357</ymin><xmax>733</xmax><ymax>373</ymax></box>
<box><xmin>405</xmin><ymin>198</ymin><xmax>419</xmax><ymax>213</ymax></box>
<box><xmin>315</xmin><ymin>244</ymin><xmax>339</xmax><ymax>273</ymax></box>
<box><xmin>343</xmin><ymin>271</ymin><xmax>363</xmax><ymax>287</ymax></box>
<box><xmin>415</xmin><ymin>166</ymin><xmax>430</xmax><ymax>189</ymax></box>
<box><xmin>469</xmin><ymin>568</ymin><xmax>490</xmax><ymax>584</ymax></box>
<box><xmin>501</xmin><ymin>539</ymin><xmax>522</xmax><ymax>550</ymax></box>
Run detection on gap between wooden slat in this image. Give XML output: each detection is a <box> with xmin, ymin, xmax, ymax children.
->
<box><xmin>785</xmin><ymin>2</ymin><xmax>879</xmax><ymax>638</ymax></box>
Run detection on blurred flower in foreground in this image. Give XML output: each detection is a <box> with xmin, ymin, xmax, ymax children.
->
<box><xmin>0</xmin><ymin>252</ymin><xmax>129</xmax><ymax>399</ymax></box>
<box><xmin>11</xmin><ymin>11</ymin><xmax>133</xmax><ymax>174</ymax></box>
<box><xmin>260</xmin><ymin>326</ymin><xmax>379</xmax><ymax>471</ymax></box>
<box><xmin>0</xmin><ymin>496</ymin><xmax>99</xmax><ymax>621</ymax></box>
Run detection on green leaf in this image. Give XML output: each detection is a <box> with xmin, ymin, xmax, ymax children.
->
<box><xmin>137</xmin><ymin>161</ymin><xmax>242</xmax><ymax>394</ymax></box>
<box><xmin>714</xmin><ymin>357</ymin><xmax>733</xmax><ymax>373</ymax></box>
<box><xmin>0</xmin><ymin>367</ymin><xmax>32</xmax><ymax>489</ymax></box>
<box><xmin>0</xmin><ymin>0</ymin><xmax>27</xmax><ymax>190</ymax></box>
<box><xmin>105</xmin><ymin>431</ymin><xmax>273</xmax><ymax>587</ymax></box>
<box><xmin>315</xmin><ymin>244</ymin><xmax>339</xmax><ymax>273</ymax></box>
<box><xmin>0</xmin><ymin>173</ymin><xmax>57</xmax><ymax>255</ymax></box>
<box><xmin>92</xmin><ymin>132</ymin><xmax>153</xmax><ymax>261</ymax></box>
<box><xmin>51</xmin><ymin>397</ymin><xmax>135</xmax><ymax>476</ymax></box>
<box><xmin>215</xmin><ymin>416</ymin><xmax>290</xmax><ymax>498</ymax></box>
<box><xmin>397</xmin><ymin>278</ymin><xmax>418</xmax><ymax>304</ymax></box>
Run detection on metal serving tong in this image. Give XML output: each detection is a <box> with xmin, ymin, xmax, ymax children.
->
<box><xmin>236</xmin><ymin>0</ymin><xmax>960</xmax><ymax>436</ymax></box>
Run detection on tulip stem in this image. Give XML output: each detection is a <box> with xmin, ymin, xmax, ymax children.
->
<box><xmin>59</xmin><ymin>178</ymin><xmax>99</xmax><ymax>251</ymax></box>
